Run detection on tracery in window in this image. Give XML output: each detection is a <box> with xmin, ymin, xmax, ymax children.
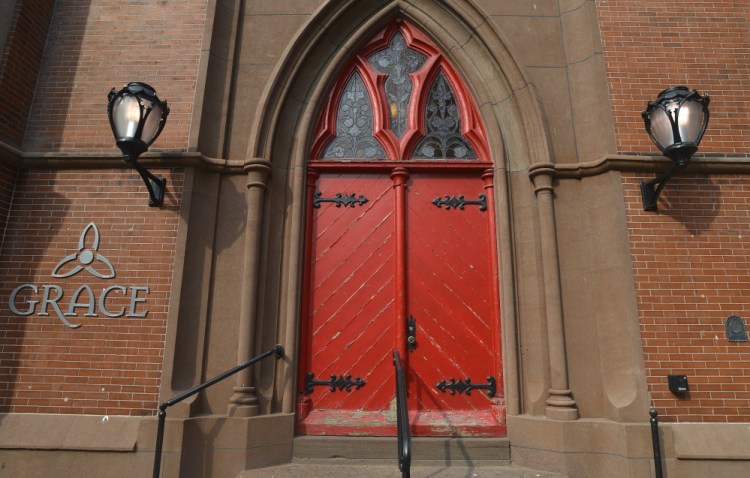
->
<box><xmin>322</xmin><ymin>72</ymin><xmax>385</xmax><ymax>159</ymax></box>
<box><xmin>413</xmin><ymin>72</ymin><xmax>476</xmax><ymax>159</ymax></box>
<box><xmin>311</xmin><ymin>20</ymin><xmax>487</xmax><ymax>162</ymax></box>
<box><xmin>368</xmin><ymin>31</ymin><xmax>427</xmax><ymax>138</ymax></box>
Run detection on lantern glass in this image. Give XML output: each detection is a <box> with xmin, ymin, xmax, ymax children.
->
<box><xmin>112</xmin><ymin>95</ymin><xmax>142</xmax><ymax>140</ymax></box>
<box><xmin>140</xmin><ymin>101</ymin><xmax>164</xmax><ymax>145</ymax></box>
<box><xmin>677</xmin><ymin>99</ymin><xmax>704</xmax><ymax>144</ymax></box>
<box><xmin>647</xmin><ymin>106</ymin><xmax>675</xmax><ymax>151</ymax></box>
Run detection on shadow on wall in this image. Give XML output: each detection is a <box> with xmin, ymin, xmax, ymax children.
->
<box><xmin>20</xmin><ymin>0</ymin><xmax>90</xmax><ymax>152</ymax></box>
<box><xmin>655</xmin><ymin>175</ymin><xmax>720</xmax><ymax>235</ymax></box>
<box><xmin>0</xmin><ymin>0</ymin><xmax>16</xmax><ymax>51</ymax></box>
<box><xmin>169</xmin><ymin>173</ymin><xmax>248</xmax><ymax>403</ymax></box>
<box><xmin>0</xmin><ymin>0</ymin><xmax>56</xmax><ymax>149</ymax></box>
<box><xmin>0</xmin><ymin>169</ymin><xmax>71</xmax><ymax>415</ymax></box>
<box><xmin>170</xmin><ymin>175</ymin><xmax>249</xmax><ymax>477</ymax></box>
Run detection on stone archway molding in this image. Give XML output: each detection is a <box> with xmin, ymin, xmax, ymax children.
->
<box><xmin>239</xmin><ymin>0</ymin><xmax>578</xmax><ymax>420</ymax></box>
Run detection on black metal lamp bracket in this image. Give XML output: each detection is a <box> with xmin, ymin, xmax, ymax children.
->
<box><xmin>640</xmin><ymin>161</ymin><xmax>686</xmax><ymax>211</ymax></box>
<box><xmin>128</xmin><ymin>157</ymin><xmax>166</xmax><ymax>207</ymax></box>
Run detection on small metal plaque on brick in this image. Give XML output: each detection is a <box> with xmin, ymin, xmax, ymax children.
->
<box><xmin>726</xmin><ymin>315</ymin><xmax>748</xmax><ymax>342</ymax></box>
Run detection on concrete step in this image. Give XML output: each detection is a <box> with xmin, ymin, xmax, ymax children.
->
<box><xmin>239</xmin><ymin>437</ymin><xmax>567</xmax><ymax>477</ymax></box>
<box><xmin>293</xmin><ymin>436</ymin><xmax>511</xmax><ymax>466</ymax></box>
<box><xmin>239</xmin><ymin>462</ymin><xmax>566</xmax><ymax>478</ymax></box>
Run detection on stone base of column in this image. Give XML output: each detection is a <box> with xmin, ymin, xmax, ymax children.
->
<box><xmin>227</xmin><ymin>386</ymin><xmax>259</xmax><ymax>417</ymax></box>
<box><xmin>545</xmin><ymin>389</ymin><xmax>578</xmax><ymax>420</ymax></box>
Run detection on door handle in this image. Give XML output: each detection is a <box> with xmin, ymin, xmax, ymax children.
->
<box><xmin>407</xmin><ymin>315</ymin><xmax>417</xmax><ymax>351</ymax></box>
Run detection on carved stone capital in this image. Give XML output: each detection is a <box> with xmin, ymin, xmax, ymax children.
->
<box><xmin>529</xmin><ymin>162</ymin><xmax>556</xmax><ymax>195</ymax></box>
<box><xmin>244</xmin><ymin>158</ymin><xmax>272</xmax><ymax>189</ymax></box>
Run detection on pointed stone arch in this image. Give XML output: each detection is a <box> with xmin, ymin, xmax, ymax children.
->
<box><xmin>241</xmin><ymin>0</ymin><xmax>576</xmax><ymax>422</ymax></box>
<box><xmin>247</xmin><ymin>0</ymin><xmax>551</xmax><ymax>173</ymax></box>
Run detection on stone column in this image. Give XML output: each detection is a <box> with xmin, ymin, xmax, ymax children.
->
<box><xmin>228</xmin><ymin>158</ymin><xmax>272</xmax><ymax>417</ymax></box>
<box><xmin>530</xmin><ymin>163</ymin><xmax>578</xmax><ymax>420</ymax></box>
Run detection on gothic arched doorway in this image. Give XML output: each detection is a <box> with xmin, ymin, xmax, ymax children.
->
<box><xmin>296</xmin><ymin>20</ymin><xmax>505</xmax><ymax>437</ymax></box>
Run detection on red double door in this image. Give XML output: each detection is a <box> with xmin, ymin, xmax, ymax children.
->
<box><xmin>297</xmin><ymin>167</ymin><xmax>505</xmax><ymax>437</ymax></box>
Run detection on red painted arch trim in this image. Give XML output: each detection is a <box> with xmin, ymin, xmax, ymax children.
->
<box><xmin>402</xmin><ymin>58</ymin><xmax>489</xmax><ymax>161</ymax></box>
<box><xmin>309</xmin><ymin>58</ymin><xmax>399</xmax><ymax>160</ymax></box>
<box><xmin>310</xmin><ymin>19</ymin><xmax>489</xmax><ymax>163</ymax></box>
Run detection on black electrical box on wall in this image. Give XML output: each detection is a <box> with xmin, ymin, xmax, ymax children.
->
<box><xmin>668</xmin><ymin>375</ymin><xmax>689</xmax><ymax>394</ymax></box>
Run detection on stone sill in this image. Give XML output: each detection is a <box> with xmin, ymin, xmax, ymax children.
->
<box><xmin>672</xmin><ymin>423</ymin><xmax>750</xmax><ymax>461</ymax></box>
<box><xmin>0</xmin><ymin>413</ymin><xmax>141</xmax><ymax>452</ymax></box>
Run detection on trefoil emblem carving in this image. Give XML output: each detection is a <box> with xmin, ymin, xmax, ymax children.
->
<box><xmin>51</xmin><ymin>222</ymin><xmax>116</xmax><ymax>279</ymax></box>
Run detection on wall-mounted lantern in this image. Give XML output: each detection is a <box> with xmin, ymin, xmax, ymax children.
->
<box><xmin>107</xmin><ymin>82</ymin><xmax>170</xmax><ymax>207</ymax></box>
<box><xmin>641</xmin><ymin>86</ymin><xmax>710</xmax><ymax>211</ymax></box>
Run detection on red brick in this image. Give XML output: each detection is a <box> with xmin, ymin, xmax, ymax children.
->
<box><xmin>0</xmin><ymin>168</ymin><xmax>183</xmax><ymax>416</ymax></box>
<box><xmin>624</xmin><ymin>173</ymin><xmax>750</xmax><ymax>422</ymax></box>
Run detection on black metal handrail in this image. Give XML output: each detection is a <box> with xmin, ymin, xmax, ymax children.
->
<box><xmin>152</xmin><ymin>344</ymin><xmax>285</xmax><ymax>478</ymax></box>
<box><xmin>392</xmin><ymin>350</ymin><xmax>411</xmax><ymax>478</ymax></box>
<box><xmin>650</xmin><ymin>409</ymin><xmax>664</xmax><ymax>478</ymax></box>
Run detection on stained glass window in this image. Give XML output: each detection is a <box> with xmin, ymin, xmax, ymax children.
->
<box><xmin>368</xmin><ymin>32</ymin><xmax>427</xmax><ymax>138</ymax></box>
<box><xmin>413</xmin><ymin>73</ymin><xmax>476</xmax><ymax>159</ymax></box>
<box><xmin>322</xmin><ymin>72</ymin><xmax>386</xmax><ymax>159</ymax></box>
<box><xmin>313</xmin><ymin>22</ymin><xmax>485</xmax><ymax>162</ymax></box>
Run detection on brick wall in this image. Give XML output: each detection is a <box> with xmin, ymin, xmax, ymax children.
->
<box><xmin>22</xmin><ymin>0</ymin><xmax>208</xmax><ymax>153</ymax></box>
<box><xmin>600</xmin><ymin>2</ymin><xmax>750</xmax><ymax>422</ymax></box>
<box><xmin>0</xmin><ymin>0</ymin><xmax>202</xmax><ymax>416</ymax></box>
<box><xmin>0</xmin><ymin>0</ymin><xmax>55</xmax><ymax>148</ymax></box>
<box><xmin>623</xmin><ymin>173</ymin><xmax>750</xmax><ymax>422</ymax></box>
<box><xmin>597</xmin><ymin>0</ymin><xmax>750</xmax><ymax>155</ymax></box>
<box><xmin>0</xmin><ymin>168</ymin><xmax>182</xmax><ymax>416</ymax></box>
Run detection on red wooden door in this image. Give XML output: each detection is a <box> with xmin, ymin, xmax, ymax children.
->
<box><xmin>297</xmin><ymin>170</ymin><xmax>504</xmax><ymax>436</ymax></box>
<box><xmin>296</xmin><ymin>19</ymin><xmax>504</xmax><ymax>437</ymax></box>
<box><xmin>298</xmin><ymin>173</ymin><xmax>397</xmax><ymax>433</ymax></box>
<box><xmin>406</xmin><ymin>173</ymin><xmax>503</xmax><ymax>435</ymax></box>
